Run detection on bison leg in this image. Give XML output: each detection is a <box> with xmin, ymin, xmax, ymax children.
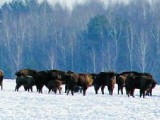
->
<box><xmin>80</xmin><ymin>87</ymin><xmax>83</xmax><ymax>93</ymax></box>
<box><xmin>109</xmin><ymin>89</ymin><xmax>113</xmax><ymax>95</ymax></box>
<box><xmin>140</xmin><ymin>90</ymin><xmax>145</xmax><ymax>98</ymax></box>
<box><xmin>83</xmin><ymin>87</ymin><xmax>87</xmax><ymax>96</ymax></box>
<box><xmin>15</xmin><ymin>84</ymin><xmax>21</xmax><ymax>91</ymax></box>
<box><xmin>1</xmin><ymin>83</ymin><xmax>3</xmax><ymax>90</ymax></box>
<box><xmin>29</xmin><ymin>87</ymin><xmax>33</xmax><ymax>92</ymax></box>
<box><xmin>53</xmin><ymin>89</ymin><xmax>57</xmax><ymax>94</ymax></box>
<box><xmin>131</xmin><ymin>89</ymin><xmax>135</xmax><ymax>97</ymax></box>
<box><xmin>38</xmin><ymin>85</ymin><xmax>43</xmax><ymax>93</ymax></box>
<box><xmin>126</xmin><ymin>87</ymin><xmax>131</xmax><ymax>97</ymax></box>
<box><xmin>65</xmin><ymin>85</ymin><xmax>68</xmax><ymax>93</ymax></box>
<box><xmin>59</xmin><ymin>87</ymin><xmax>62</xmax><ymax>94</ymax></box>
<box><xmin>48</xmin><ymin>88</ymin><xmax>52</xmax><ymax>94</ymax></box>
<box><xmin>150</xmin><ymin>89</ymin><xmax>152</xmax><ymax>96</ymax></box>
<box><xmin>143</xmin><ymin>91</ymin><xmax>146</xmax><ymax>98</ymax></box>
<box><xmin>71</xmin><ymin>89</ymin><xmax>74</xmax><ymax>95</ymax></box>
<box><xmin>101</xmin><ymin>85</ymin><xmax>105</xmax><ymax>94</ymax></box>
<box><xmin>121</xmin><ymin>87</ymin><xmax>123</xmax><ymax>95</ymax></box>
<box><xmin>146</xmin><ymin>90</ymin><xmax>149</xmax><ymax>96</ymax></box>
<box><xmin>147</xmin><ymin>89</ymin><xmax>152</xmax><ymax>96</ymax></box>
<box><xmin>118</xmin><ymin>85</ymin><xmax>120</xmax><ymax>94</ymax></box>
<box><xmin>94</xmin><ymin>84</ymin><xmax>100</xmax><ymax>94</ymax></box>
<box><xmin>15</xmin><ymin>86</ymin><xmax>17</xmax><ymax>91</ymax></box>
<box><xmin>140</xmin><ymin>90</ymin><xmax>143</xmax><ymax>98</ymax></box>
<box><xmin>23</xmin><ymin>86</ymin><xmax>28</xmax><ymax>91</ymax></box>
<box><xmin>67</xmin><ymin>89</ymin><xmax>70</xmax><ymax>95</ymax></box>
<box><xmin>31</xmin><ymin>87</ymin><xmax>33</xmax><ymax>92</ymax></box>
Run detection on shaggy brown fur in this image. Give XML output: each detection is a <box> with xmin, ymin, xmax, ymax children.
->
<box><xmin>45</xmin><ymin>80</ymin><xmax>62</xmax><ymax>94</ymax></box>
<box><xmin>116</xmin><ymin>71</ymin><xmax>139</xmax><ymax>95</ymax></box>
<box><xmin>65</xmin><ymin>72</ymin><xmax>94</xmax><ymax>96</ymax></box>
<box><xmin>93</xmin><ymin>72</ymin><xmax>117</xmax><ymax>95</ymax></box>
<box><xmin>125</xmin><ymin>75</ymin><xmax>156</xmax><ymax>98</ymax></box>
<box><xmin>15</xmin><ymin>69</ymin><xmax>37</xmax><ymax>78</ymax></box>
<box><xmin>15</xmin><ymin>76</ymin><xmax>35</xmax><ymax>92</ymax></box>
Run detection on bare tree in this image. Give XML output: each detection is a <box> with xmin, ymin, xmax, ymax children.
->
<box><xmin>135</xmin><ymin>30</ymin><xmax>149</xmax><ymax>72</ymax></box>
<box><xmin>126</xmin><ymin>23</ymin><xmax>134</xmax><ymax>71</ymax></box>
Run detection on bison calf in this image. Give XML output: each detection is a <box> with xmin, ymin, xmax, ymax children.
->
<box><xmin>45</xmin><ymin>80</ymin><xmax>62</xmax><ymax>94</ymax></box>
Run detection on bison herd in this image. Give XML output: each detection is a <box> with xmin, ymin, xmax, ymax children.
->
<box><xmin>0</xmin><ymin>69</ymin><xmax>158</xmax><ymax>98</ymax></box>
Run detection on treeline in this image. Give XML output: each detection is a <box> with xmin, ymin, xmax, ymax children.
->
<box><xmin>0</xmin><ymin>0</ymin><xmax>160</xmax><ymax>83</ymax></box>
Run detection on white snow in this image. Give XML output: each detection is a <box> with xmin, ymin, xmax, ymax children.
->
<box><xmin>0</xmin><ymin>79</ymin><xmax>160</xmax><ymax>120</ymax></box>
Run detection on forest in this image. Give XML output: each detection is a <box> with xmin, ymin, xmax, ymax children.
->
<box><xmin>0</xmin><ymin>0</ymin><xmax>160</xmax><ymax>83</ymax></box>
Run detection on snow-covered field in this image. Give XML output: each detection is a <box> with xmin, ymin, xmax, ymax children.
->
<box><xmin>0</xmin><ymin>79</ymin><xmax>160</xmax><ymax>120</ymax></box>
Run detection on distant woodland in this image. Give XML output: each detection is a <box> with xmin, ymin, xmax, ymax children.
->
<box><xmin>0</xmin><ymin>0</ymin><xmax>160</xmax><ymax>82</ymax></box>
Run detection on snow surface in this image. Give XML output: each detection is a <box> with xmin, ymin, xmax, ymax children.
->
<box><xmin>0</xmin><ymin>79</ymin><xmax>160</xmax><ymax>120</ymax></box>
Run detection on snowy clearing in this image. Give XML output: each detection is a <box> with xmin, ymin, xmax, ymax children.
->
<box><xmin>0</xmin><ymin>79</ymin><xmax>160</xmax><ymax>120</ymax></box>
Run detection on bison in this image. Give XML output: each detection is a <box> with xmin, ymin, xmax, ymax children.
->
<box><xmin>15</xmin><ymin>69</ymin><xmax>37</xmax><ymax>78</ymax></box>
<box><xmin>34</xmin><ymin>70</ymin><xmax>67</xmax><ymax>93</ymax></box>
<box><xmin>65</xmin><ymin>73</ymin><xmax>79</xmax><ymax>95</ymax></box>
<box><xmin>77</xmin><ymin>73</ymin><xmax>93</xmax><ymax>95</ymax></box>
<box><xmin>34</xmin><ymin>71</ymin><xmax>48</xmax><ymax>93</ymax></box>
<box><xmin>74</xmin><ymin>86</ymin><xmax>83</xmax><ymax>93</ymax></box>
<box><xmin>93</xmin><ymin>72</ymin><xmax>117</xmax><ymax>95</ymax></box>
<box><xmin>15</xmin><ymin>76</ymin><xmax>35</xmax><ymax>92</ymax></box>
<box><xmin>46</xmin><ymin>70</ymin><xmax>66</xmax><ymax>83</ymax></box>
<box><xmin>125</xmin><ymin>74</ymin><xmax>156</xmax><ymax>98</ymax></box>
<box><xmin>0</xmin><ymin>70</ymin><xmax>4</xmax><ymax>90</ymax></box>
<box><xmin>15</xmin><ymin>69</ymin><xmax>37</xmax><ymax>91</ymax></box>
<box><xmin>45</xmin><ymin>80</ymin><xmax>62</xmax><ymax>94</ymax></box>
<box><xmin>146</xmin><ymin>79</ymin><xmax>157</xmax><ymax>96</ymax></box>
<box><xmin>116</xmin><ymin>71</ymin><xmax>138</xmax><ymax>95</ymax></box>
<box><xmin>65</xmin><ymin>72</ymin><xmax>94</xmax><ymax>96</ymax></box>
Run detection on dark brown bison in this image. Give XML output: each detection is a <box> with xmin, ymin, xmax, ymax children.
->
<box><xmin>15</xmin><ymin>76</ymin><xmax>35</xmax><ymax>92</ymax></box>
<box><xmin>45</xmin><ymin>80</ymin><xmax>62</xmax><ymax>94</ymax></box>
<box><xmin>74</xmin><ymin>86</ymin><xmax>83</xmax><ymax>93</ymax></box>
<box><xmin>77</xmin><ymin>73</ymin><xmax>93</xmax><ymax>95</ymax></box>
<box><xmin>125</xmin><ymin>74</ymin><xmax>156</xmax><ymax>98</ymax></box>
<box><xmin>65</xmin><ymin>72</ymin><xmax>93</xmax><ymax>96</ymax></box>
<box><xmin>46</xmin><ymin>70</ymin><xmax>66</xmax><ymax>83</ymax></box>
<box><xmin>15</xmin><ymin>69</ymin><xmax>37</xmax><ymax>78</ymax></box>
<box><xmin>34</xmin><ymin>70</ymin><xmax>66</xmax><ymax>93</ymax></box>
<box><xmin>65</xmin><ymin>73</ymin><xmax>79</xmax><ymax>95</ymax></box>
<box><xmin>34</xmin><ymin>71</ymin><xmax>48</xmax><ymax>93</ymax></box>
<box><xmin>116</xmin><ymin>71</ymin><xmax>138</xmax><ymax>95</ymax></box>
<box><xmin>93</xmin><ymin>72</ymin><xmax>116</xmax><ymax>95</ymax></box>
<box><xmin>0</xmin><ymin>70</ymin><xmax>4</xmax><ymax>90</ymax></box>
<box><xmin>15</xmin><ymin>69</ymin><xmax>37</xmax><ymax>91</ymax></box>
<box><xmin>146</xmin><ymin>80</ymin><xmax>157</xmax><ymax>96</ymax></box>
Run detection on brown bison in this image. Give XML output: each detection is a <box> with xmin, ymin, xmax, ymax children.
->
<box><xmin>93</xmin><ymin>72</ymin><xmax>116</xmax><ymax>95</ymax></box>
<box><xmin>77</xmin><ymin>73</ymin><xmax>93</xmax><ymax>95</ymax></box>
<box><xmin>34</xmin><ymin>70</ymin><xmax>66</xmax><ymax>93</ymax></box>
<box><xmin>146</xmin><ymin>79</ymin><xmax>157</xmax><ymax>96</ymax></box>
<box><xmin>65</xmin><ymin>72</ymin><xmax>93</xmax><ymax>96</ymax></box>
<box><xmin>15</xmin><ymin>76</ymin><xmax>35</xmax><ymax>92</ymax></box>
<box><xmin>15</xmin><ymin>69</ymin><xmax>37</xmax><ymax>91</ymax></box>
<box><xmin>65</xmin><ymin>73</ymin><xmax>79</xmax><ymax>95</ymax></box>
<box><xmin>74</xmin><ymin>86</ymin><xmax>83</xmax><ymax>93</ymax></box>
<box><xmin>46</xmin><ymin>70</ymin><xmax>66</xmax><ymax>83</ymax></box>
<box><xmin>125</xmin><ymin>74</ymin><xmax>156</xmax><ymax>98</ymax></box>
<box><xmin>116</xmin><ymin>71</ymin><xmax>138</xmax><ymax>95</ymax></box>
<box><xmin>34</xmin><ymin>71</ymin><xmax>48</xmax><ymax>93</ymax></box>
<box><xmin>15</xmin><ymin>69</ymin><xmax>37</xmax><ymax>78</ymax></box>
<box><xmin>0</xmin><ymin>70</ymin><xmax>4</xmax><ymax>90</ymax></box>
<box><xmin>45</xmin><ymin>80</ymin><xmax>62</xmax><ymax>94</ymax></box>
